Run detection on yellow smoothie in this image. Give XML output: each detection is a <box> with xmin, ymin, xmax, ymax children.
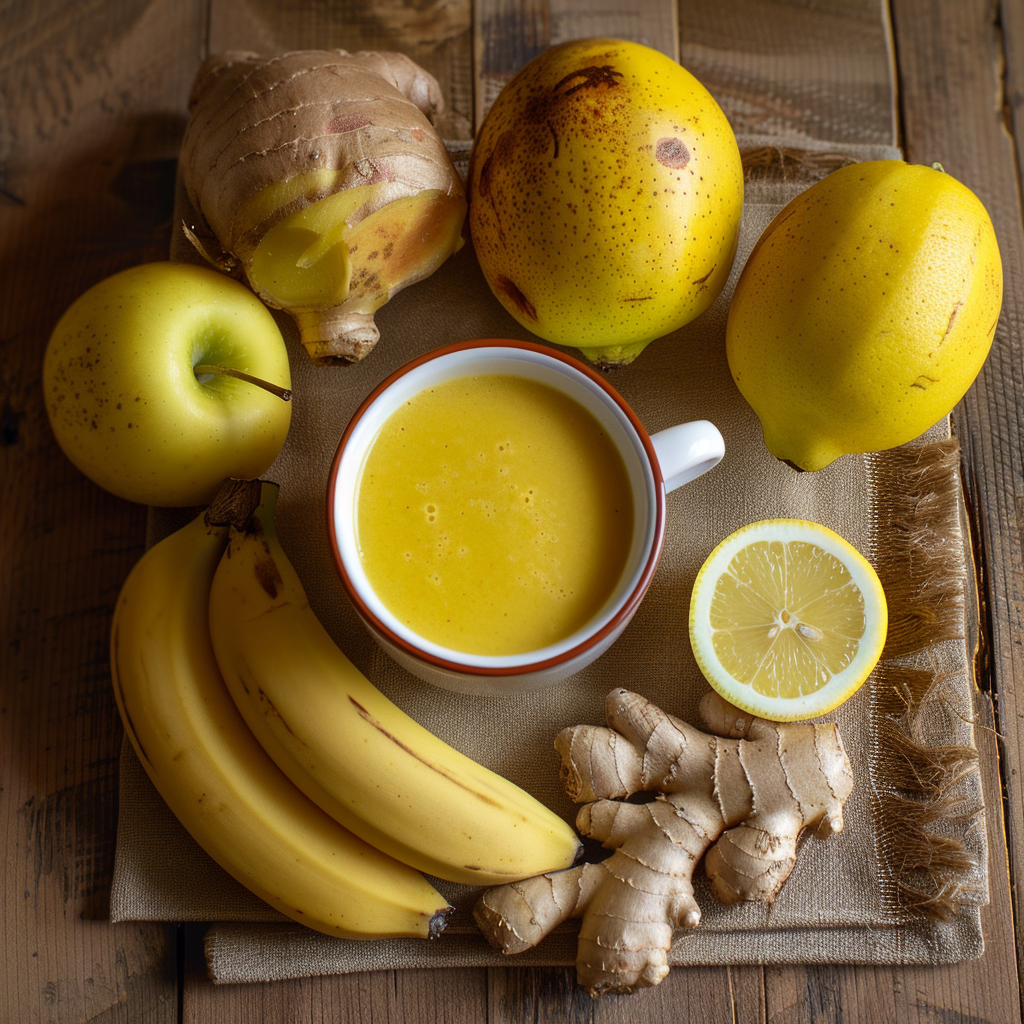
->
<box><xmin>355</xmin><ymin>374</ymin><xmax>634</xmax><ymax>656</ymax></box>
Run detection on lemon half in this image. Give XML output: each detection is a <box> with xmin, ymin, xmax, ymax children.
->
<box><xmin>688</xmin><ymin>519</ymin><xmax>887</xmax><ymax>721</ymax></box>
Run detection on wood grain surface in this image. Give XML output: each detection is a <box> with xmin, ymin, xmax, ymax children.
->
<box><xmin>893</xmin><ymin>0</ymin><xmax>1024</xmax><ymax>990</ymax></box>
<box><xmin>2</xmin><ymin>0</ymin><xmax>1021</xmax><ymax>1021</ymax></box>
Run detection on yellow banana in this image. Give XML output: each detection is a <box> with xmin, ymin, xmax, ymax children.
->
<box><xmin>110</xmin><ymin>499</ymin><xmax>452</xmax><ymax>940</ymax></box>
<box><xmin>208</xmin><ymin>482</ymin><xmax>582</xmax><ymax>885</ymax></box>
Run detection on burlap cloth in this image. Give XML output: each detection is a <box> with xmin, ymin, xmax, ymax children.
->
<box><xmin>110</xmin><ymin>136</ymin><xmax>989</xmax><ymax>982</ymax></box>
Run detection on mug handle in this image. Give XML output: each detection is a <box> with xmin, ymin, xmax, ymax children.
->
<box><xmin>650</xmin><ymin>421</ymin><xmax>725</xmax><ymax>494</ymax></box>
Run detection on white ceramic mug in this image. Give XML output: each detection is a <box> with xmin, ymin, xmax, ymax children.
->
<box><xmin>327</xmin><ymin>339</ymin><xmax>724</xmax><ymax>694</ymax></box>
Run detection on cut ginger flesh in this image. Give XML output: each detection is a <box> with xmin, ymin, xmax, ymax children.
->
<box><xmin>248</xmin><ymin>185</ymin><xmax>465</xmax><ymax>312</ymax></box>
<box><xmin>708</xmin><ymin>539</ymin><xmax>867</xmax><ymax>698</ymax></box>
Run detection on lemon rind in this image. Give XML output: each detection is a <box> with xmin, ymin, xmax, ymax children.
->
<box><xmin>688</xmin><ymin>519</ymin><xmax>888</xmax><ymax>722</ymax></box>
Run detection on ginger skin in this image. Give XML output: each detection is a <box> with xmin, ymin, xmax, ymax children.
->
<box><xmin>473</xmin><ymin>688</ymin><xmax>854</xmax><ymax>996</ymax></box>
<box><xmin>180</xmin><ymin>50</ymin><xmax>466</xmax><ymax>365</ymax></box>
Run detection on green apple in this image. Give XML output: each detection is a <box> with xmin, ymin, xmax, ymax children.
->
<box><xmin>43</xmin><ymin>261</ymin><xmax>293</xmax><ymax>507</ymax></box>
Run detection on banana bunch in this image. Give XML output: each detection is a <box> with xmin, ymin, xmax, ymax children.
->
<box><xmin>208</xmin><ymin>481</ymin><xmax>582</xmax><ymax>886</ymax></box>
<box><xmin>110</xmin><ymin>493</ymin><xmax>452</xmax><ymax>940</ymax></box>
<box><xmin>111</xmin><ymin>479</ymin><xmax>581</xmax><ymax>940</ymax></box>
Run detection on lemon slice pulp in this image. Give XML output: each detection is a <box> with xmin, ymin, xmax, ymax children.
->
<box><xmin>688</xmin><ymin>519</ymin><xmax>887</xmax><ymax>721</ymax></box>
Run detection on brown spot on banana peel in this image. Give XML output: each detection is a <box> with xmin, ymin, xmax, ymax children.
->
<box><xmin>255</xmin><ymin>556</ymin><xmax>284</xmax><ymax>599</ymax></box>
<box><xmin>229</xmin><ymin>508</ymin><xmax>285</xmax><ymax>598</ymax></box>
<box><xmin>257</xmin><ymin>686</ymin><xmax>297</xmax><ymax>736</ymax></box>
<box><xmin>347</xmin><ymin>695</ymin><xmax>517</xmax><ymax>812</ymax></box>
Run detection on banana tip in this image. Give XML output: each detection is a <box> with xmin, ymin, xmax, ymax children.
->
<box><xmin>429</xmin><ymin>905</ymin><xmax>455</xmax><ymax>939</ymax></box>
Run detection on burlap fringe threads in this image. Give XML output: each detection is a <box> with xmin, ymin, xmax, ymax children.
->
<box><xmin>866</xmin><ymin>440</ymin><xmax>987</xmax><ymax>922</ymax></box>
<box><xmin>741</xmin><ymin>146</ymin><xmax>857</xmax><ymax>185</ymax></box>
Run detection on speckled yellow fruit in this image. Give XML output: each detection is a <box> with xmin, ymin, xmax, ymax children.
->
<box><xmin>726</xmin><ymin>161</ymin><xmax>1002</xmax><ymax>472</ymax></box>
<box><xmin>469</xmin><ymin>39</ymin><xmax>743</xmax><ymax>367</ymax></box>
<box><xmin>43</xmin><ymin>262</ymin><xmax>292</xmax><ymax>506</ymax></box>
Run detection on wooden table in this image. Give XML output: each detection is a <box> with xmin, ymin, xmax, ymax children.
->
<box><xmin>3</xmin><ymin>0</ymin><xmax>1023</xmax><ymax>1020</ymax></box>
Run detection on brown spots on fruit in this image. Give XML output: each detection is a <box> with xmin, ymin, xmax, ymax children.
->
<box><xmin>254</xmin><ymin>555</ymin><xmax>284</xmax><ymax>599</ymax></box>
<box><xmin>326</xmin><ymin>113</ymin><xmax>372</xmax><ymax>134</ymax></box>
<box><xmin>496</xmin><ymin>276</ymin><xmax>538</xmax><ymax>321</ymax></box>
<box><xmin>656</xmin><ymin>137</ymin><xmax>690</xmax><ymax>169</ymax></box>
<box><xmin>257</xmin><ymin>687</ymin><xmax>296</xmax><ymax>735</ymax></box>
<box><xmin>941</xmin><ymin>301</ymin><xmax>962</xmax><ymax>342</ymax></box>
<box><xmin>348</xmin><ymin>695</ymin><xmax>508</xmax><ymax>806</ymax></box>
<box><xmin>521</xmin><ymin>65</ymin><xmax>624</xmax><ymax>134</ymax></box>
<box><xmin>478</xmin><ymin>130</ymin><xmax>516</xmax><ymax>199</ymax></box>
<box><xmin>547</xmin><ymin>120</ymin><xmax>559</xmax><ymax>158</ymax></box>
<box><xmin>693</xmin><ymin>264</ymin><xmax>717</xmax><ymax>289</ymax></box>
<box><xmin>350</xmin><ymin>267</ymin><xmax>381</xmax><ymax>296</ymax></box>
<box><xmin>911</xmin><ymin>375</ymin><xmax>939</xmax><ymax>390</ymax></box>
<box><xmin>551</xmin><ymin>65</ymin><xmax>623</xmax><ymax>99</ymax></box>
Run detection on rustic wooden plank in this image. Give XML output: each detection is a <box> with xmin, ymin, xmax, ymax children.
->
<box><xmin>1002</xmin><ymin>0</ymin><xmax>1024</xmax><ymax>194</ymax></box>
<box><xmin>484</xmin><ymin>964</ymin><xmax>763</xmax><ymax>1023</ymax></box>
<box><xmin>207</xmin><ymin>0</ymin><xmax>475</xmax><ymax>141</ymax></box>
<box><xmin>0</xmin><ymin>0</ymin><xmax>208</xmax><ymax>1021</ymax></box>
<box><xmin>678</xmin><ymin>0</ymin><xmax>896</xmax><ymax>147</ymax></box>
<box><xmin>890</xmin><ymin>0</ymin><xmax>1024</xmax><ymax>990</ymax></box>
<box><xmin>472</xmin><ymin>0</ymin><xmax>679</xmax><ymax>128</ymax></box>
<box><xmin>726</xmin><ymin>965</ymin><xmax>767</xmax><ymax>1023</ymax></box>
<box><xmin>182</xmin><ymin>926</ymin><xmax>489</xmax><ymax>1024</ymax></box>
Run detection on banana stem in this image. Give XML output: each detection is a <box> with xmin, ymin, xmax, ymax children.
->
<box><xmin>194</xmin><ymin>363</ymin><xmax>292</xmax><ymax>401</ymax></box>
<box><xmin>206</xmin><ymin>479</ymin><xmax>264</xmax><ymax>529</ymax></box>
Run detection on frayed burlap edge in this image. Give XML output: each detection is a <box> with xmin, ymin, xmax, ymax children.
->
<box><xmin>866</xmin><ymin>440</ymin><xmax>988</xmax><ymax>924</ymax></box>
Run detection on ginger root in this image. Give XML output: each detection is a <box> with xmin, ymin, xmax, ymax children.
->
<box><xmin>180</xmin><ymin>50</ymin><xmax>466</xmax><ymax>365</ymax></box>
<box><xmin>474</xmin><ymin>688</ymin><xmax>854</xmax><ymax>996</ymax></box>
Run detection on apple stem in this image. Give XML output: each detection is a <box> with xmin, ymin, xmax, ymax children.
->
<box><xmin>194</xmin><ymin>364</ymin><xmax>292</xmax><ymax>401</ymax></box>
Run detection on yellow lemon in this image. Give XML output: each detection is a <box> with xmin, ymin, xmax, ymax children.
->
<box><xmin>688</xmin><ymin>519</ymin><xmax>887</xmax><ymax>721</ymax></box>
<box><xmin>726</xmin><ymin>161</ymin><xmax>1002</xmax><ymax>471</ymax></box>
<box><xmin>469</xmin><ymin>38</ymin><xmax>743</xmax><ymax>367</ymax></box>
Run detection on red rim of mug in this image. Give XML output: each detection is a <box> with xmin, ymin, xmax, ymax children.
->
<box><xmin>326</xmin><ymin>339</ymin><xmax>667</xmax><ymax>678</ymax></box>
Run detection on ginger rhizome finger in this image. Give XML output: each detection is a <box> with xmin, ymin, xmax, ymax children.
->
<box><xmin>180</xmin><ymin>49</ymin><xmax>466</xmax><ymax>365</ymax></box>
<box><xmin>474</xmin><ymin>688</ymin><xmax>854</xmax><ymax>996</ymax></box>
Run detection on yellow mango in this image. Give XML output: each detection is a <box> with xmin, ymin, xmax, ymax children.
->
<box><xmin>469</xmin><ymin>38</ymin><xmax>743</xmax><ymax>367</ymax></box>
<box><xmin>726</xmin><ymin>161</ymin><xmax>1002</xmax><ymax>471</ymax></box>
